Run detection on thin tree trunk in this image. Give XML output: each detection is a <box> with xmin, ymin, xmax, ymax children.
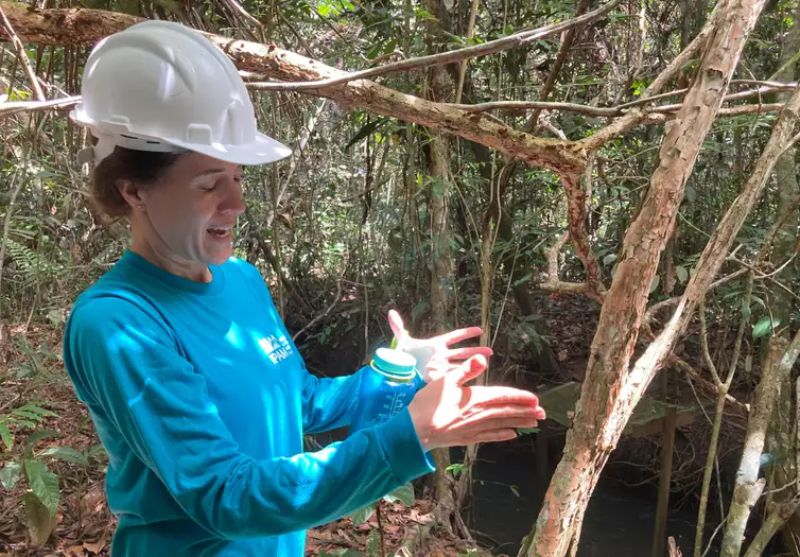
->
<box><xmin>763</xmin><ymin>2</ymin><xmax>800</xmax><ymax>548</ymax></box>
<box><xmin>420</xmin><ymin>0</ymin><xmax>458</xmax><ymax>528</ymax></box>
<box><xmin>721</xmin><ymin>336</ymin><xmax>788</xmax><ymax>557</ymax></box>
<box><xmin>743</xmin><ymin>493</ymin><xmax>800</xmax><ymax>557</ymax></box>
<box><xmin>426</xmin><ymin>131</ymin><xmax>457</xmax><ymax>526</ymax></box>
<box><xmin>522</xmin><ymin>2</ymin><xmax>769</xmax><ymax>555</ymax></box>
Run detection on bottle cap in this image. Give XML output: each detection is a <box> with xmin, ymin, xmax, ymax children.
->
<box><xmin>370</xmin><ymin>347</ymin><xmax>417</xmax><ymax>381</ymax></box>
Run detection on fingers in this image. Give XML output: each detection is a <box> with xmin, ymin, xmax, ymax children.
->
<box><xmin>439</xmin><ymin>326</ymin><xmax>484</xmax><ymax>345</ymax></box>
<box><xmin>473</xmin><ymin>429</ymin><xmax>518</xmax><ymax>444</ymax></box>
<box><xmin>387</xmin><ymin>310</ymin><xmax>408</xmax><ymax>343</ymax></box>
<box><xmin>454</xmin><ymin>408</ymin><xmax>540</xmax><ymax>430</ymax></box>
<box><xmin>449</xmin><ymin>355</ymin><xmax>487</xmax><ymax>386</ymax></box>
<box><xmin>446</xmin><ymin>346</ymin><xmax>493</xmax><ymax>361</ymax></box>
<box><xmin>466</xmin><ymin>385</ymin><xmax>541</xmax><ymax>409</ymax></box>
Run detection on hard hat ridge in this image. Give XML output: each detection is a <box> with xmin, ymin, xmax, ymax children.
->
<box><xmin>72</xmin><ymin>20</ymin><xmax>292</xmax><ymax>166</ymax></box>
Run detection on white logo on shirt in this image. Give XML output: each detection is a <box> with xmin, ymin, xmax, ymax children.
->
<box><xmin>258</xmin><ymin>334</ymin><xmax>294</xmax><ymax>364</ymax></box>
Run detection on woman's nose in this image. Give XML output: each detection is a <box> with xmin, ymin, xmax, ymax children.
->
<box><xmin>221</xmin><ymin>182</ymin><xmax>246</xmax><ymax>216</ymax></box>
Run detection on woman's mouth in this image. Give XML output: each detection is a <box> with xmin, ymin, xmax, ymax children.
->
<box><xmin>207</xmin><ymin>226</ymin><xmax>232</xmax><ymax>239</ymax></box>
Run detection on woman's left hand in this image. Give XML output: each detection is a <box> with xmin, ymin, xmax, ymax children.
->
<box><xmin>387</xmin><ymin>310</ymin><xmax>493</xmax><ymax>382</ymax></box>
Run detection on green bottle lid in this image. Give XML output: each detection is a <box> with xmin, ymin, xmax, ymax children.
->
<box><xmin>370</xmin><ymin>347</ymin><xmax>417</xmax><ymax>381</ymax></box>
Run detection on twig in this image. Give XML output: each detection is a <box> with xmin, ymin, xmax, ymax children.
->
<box><xmin>247</xmin><ymin>0</ymin><xmax>623</xmax><ymax>91</ymax></box>
<box><xmin>265</xmin><ymin>99</ymin><xmax>325</xmax><ymax>228</ymax></box>
<box><xmin>0</xmin><ymin>169</ymin><xmax>23</xmax><ymax>350</ymax></box>
<box><xmin>0</xmin><ymin>4</ymin><xmax>45</xmax><ymax>101</ymax></box>
<box><xmin>0</xmin><ymin>94</ymin><xmax>79</xmax><ymax>118</ymax></box>
<box><xmin>727</xmin><ymin>255</ymin><xmax>800</xmax><ymax>302</ymax></box>
<box><xmin>743</xmin><ymin>492</ymin><xmax>800</xmax><ymax>557</ymax></box>
<box><xmin>698</xmin><ymin>300</ymin><xmax>721</xmax><ymax>384</ymax></box>
<box><xmin>644</xmin><ymin>268</ymin><xmax>749</xmax><ymax>325</ymax></box>
<box><xmin>454</xmin><ymin>0</ymin><xmax>480</xmax><ymax>104</ymax></box>
<box><xmin>581</xmin><ymin>6</ymin><xmax>716</xmax><ymax>152</ymax></box>
<box><xmin>451</xmin><ymin>86</ymin><xmax>789</xmax><ymax>118</ymax></box>
<box><xmin>538</xmin><ymin>232</ymin><xmax>598</xmax><ymax>296</ymax></box>
<box><xmin>291</xmin><ymin>279</ymin><xmax>343</xmax><ymax>341</ymax></box>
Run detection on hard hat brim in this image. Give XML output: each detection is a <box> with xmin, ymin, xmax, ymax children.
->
<box><xmin>163</xmin><ymin>132</ymin><xmax>293</xmax><ymax>166</ymax></box>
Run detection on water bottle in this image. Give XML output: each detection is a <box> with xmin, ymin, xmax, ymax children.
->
<box><xmin>350</xmin><ymin>347</ymin><xmax>421</xmax><ymax>432</ymax></box>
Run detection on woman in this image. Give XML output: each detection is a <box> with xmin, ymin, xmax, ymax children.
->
<box><xmin>63</xmin><ymin>20</ymin><xmax>545</xmax><ymax>557</ymax></box>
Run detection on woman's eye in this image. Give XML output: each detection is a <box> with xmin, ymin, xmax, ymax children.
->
<box><xmin>200</xmin><ymin>182</ymin><xmax>218</xmax><ymax>192</ymax></box>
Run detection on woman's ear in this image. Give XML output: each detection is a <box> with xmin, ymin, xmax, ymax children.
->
<box><xmin>116</xmin><ymin>179</ymin><xmax>146</xmax><ymax>211</ymax></box>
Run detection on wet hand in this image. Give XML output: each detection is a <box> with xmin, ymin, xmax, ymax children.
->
<box><xmin>387</xmin><ymin>309</ymin><xmax>492</xmax><ymax>382</ymax></box>
<box><xmin>407</xmin><ymin>355</ymin><xmax>546</xmax><ymax>451</ymax></box>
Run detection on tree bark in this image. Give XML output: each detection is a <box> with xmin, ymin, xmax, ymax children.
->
<box><xmin>765</xmin><ymin>3</ymin><xmax>800</xmax><ymax>548</ymax></box>
<box><xmin>521</xmin><ymin>1</ymin><xmax>769</xmax><ymax>555</ymax></box>
<box><xmin>743</xmin><ymin>493</ymin><xmax>800</xmax><ymax>557</ymax></box>
<box><xmin>720</xmin><ymin>336</ymin><xmax>788</xmax><ymax>557</ymax></box>
<box><xmin>0</xmin><ymin>1</ymin><xmax>588</xmax><ymax>176</ymax></box>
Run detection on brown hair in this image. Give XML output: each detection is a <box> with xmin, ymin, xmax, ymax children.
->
<box><xmin>90</xmin><ymin>147</ymin><xmax>184</xmax><ymax>218</ymax></box>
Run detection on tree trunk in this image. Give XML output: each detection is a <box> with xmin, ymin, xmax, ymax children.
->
<box><xmin>720</xmin><ymin>336</ymin><xmax>788</xmax><ymax>557</ymax></box>
<box><xmin>421</xmin><ymin>0</ymin><xmax>458</xmax><ymax>531</ymax></box>
<box><xmin>521</xmin><ymin>1</ymin><xmax>769</xmax><ymax>555</ymax></box>
<box><xmin>764</xmin><ymin>2</ymin><xmax>800</xmax><ymax>549</ymax></box>
<box><xmin>426</xmin><ymin>129</ymin><xmax>457</xmax><ymax>527</ymax></box>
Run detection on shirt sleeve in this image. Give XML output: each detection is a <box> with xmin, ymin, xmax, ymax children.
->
<box><xmin>64</xmin><ymin>296</ymin><xmax>434</xmax><ymax>539</ymax></box>
<box><xmin>235</xmin><ymin>260</ymin><xmax>372</xmax><ymax>435</ymax></box>
<box><xmin>301</xmin><ymin>368</ymin><xmax>365</xmax><ymax>434</ymax></box>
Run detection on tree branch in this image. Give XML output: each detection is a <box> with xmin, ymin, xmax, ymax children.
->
<box><xmin>245</xmin><ymin>0</ymin><xmax>623</xmax><ymax>91</ymax></box>
<box><xmin>0</xmin><ymin>4</ymin><xmax>45</xmax><ymax>101</ymax></box>
<box><xmin>0</xmin><ymin>2</ymin><xmax>589</xmax><ymax>175</ymax></box>
<box><xmin>580</xmin><ymin>6</ymin><xmax>717</xmax><ymax>152</ymax></box>
<box><xmin>0</xmin><ymin>94</ymin><xmax>79</xmax><ymax>117</ymax></box>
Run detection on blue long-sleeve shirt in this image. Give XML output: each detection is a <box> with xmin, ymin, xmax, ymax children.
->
<box><xmin>63</xmin><ymin>251</ymin><xmax>434</xmax><ymax>556</ymax></box>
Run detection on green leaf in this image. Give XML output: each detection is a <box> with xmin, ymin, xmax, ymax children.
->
<box><xmin>741</xmin><ymin>298</ymin><xmax>752</xmax><ymax>321</ymax></box>
<box><xmin>602</xmin><ymin>253</ymin><xmax>617</xmax><ymax>266</ymax></box>
<box><xmin>445</xmin><ymin>462</ymin><xmax>466</xmax><ymax>479</ymax></box>
<box><xmin>366</xmin><ymin>529</ymin><xmax>380</xmax><ymax>557</ymax></box>
<box><xmin>649</xmin><ymin>274</ymin><xmax>661</xmax><ymax>294</ymax></box>
<box><xmin>22</xmin><ymin>492</ymin><xmax>57</xmax><ymax>547</ymax></box>
<box><xmin>349</xmin><ymin>503</ymin><xmax>375</xmax><ymax>525</ymax></box>
<box><xmin>0</xmin><ymin>461</ymin><xmax>22</xmax><ymax>489</ymax></box>
<box><xmin>344</xmin><ymin>119</ymin><xmax>385</xmax><ymax>151</ymax></box>
<box><xmin>675</xmin><ymin>265</ymin><xmax>688</xmax><ymax>284</ymax></box>
<box><xmin>38</xmin><ymin>446</ymin><xmax>89</xmax><ymax>467</ymax></box>
<box><xmin>511</xmin><ymin>273</ymin><xmax>533</xmax><ymax>287</ymax></box>
<box><xmin>753</xmin><ymin>316</ymin><xmax>779</xmax><ymax>339</ymax></box>
<box><xmin>0</xmin><ymin>421</ymin><xmax>12</xmax><ymax>451</ymax></box>
<box><xmin>23</xmin><ymin>459</ymin><xmax>59</xmax><ymax>516</ymax></box>
<box><xmin>12</xmin><ymin>404</ymin><xmax>58</xmax><ymax>422</ymax></box>
<box><xmin>23</xmin><ymin>429</ymin><xmax>60</xmax><ymax>457</ymax></box>
<box><xmin>87</xmin><ymin>444</ymin><xmax>107</xmax><ymax>460</ymax></box>
<box><xmin>383</xmin><ymin>483</ymin><xmax>414</xmax><ymax>506</ymax></box>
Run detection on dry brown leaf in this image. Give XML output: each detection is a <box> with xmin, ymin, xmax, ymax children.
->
<box><xmin>83</xmin><ymin>540</ymin><xmax>105</xmax><ymax>554</ymax></box>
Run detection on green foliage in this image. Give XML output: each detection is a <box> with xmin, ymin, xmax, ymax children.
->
<box><xmin>0</xmin><ymin>398</ymin><xmax>104</xmax><ymax>547</ymax></box>
<box><xmin>752</xmin><ymin>316</ymin><xmax>779</xmax><ymax>339</ymax></box>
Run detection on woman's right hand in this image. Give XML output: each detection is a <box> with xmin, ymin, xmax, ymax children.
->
<box><xmin>407</xmin><ymin>355</ymin><xmax>546</xmax><ymax>451</ymax></box>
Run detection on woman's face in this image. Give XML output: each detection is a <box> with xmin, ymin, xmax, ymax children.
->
<box><xmin>127</xmin><ymin>152</ymin><xmax>246</xmax><ymax>279</ymax></box>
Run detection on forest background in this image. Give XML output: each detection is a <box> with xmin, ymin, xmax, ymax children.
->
<box><xmin>1</xmin><ymin>0</ymin><xmax>800</xmax><ymax>556</ymax></box>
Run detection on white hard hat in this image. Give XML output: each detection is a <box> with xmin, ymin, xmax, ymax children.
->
<box><xmin>71</xmin><ymin>20</ymin><xmax>292</xmax><ymax>166</ymax></box>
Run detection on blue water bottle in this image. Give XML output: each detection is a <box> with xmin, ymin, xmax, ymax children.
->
<box><xmin>350</xmin><ymin>348</ymin><xmax>421</xmax><ymax>432</ymax></box>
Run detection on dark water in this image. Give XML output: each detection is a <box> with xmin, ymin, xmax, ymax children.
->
<box><xmin>464</xmin><ymin>441</ymin><xmax>710</xmax><ymax>557</ymax></box>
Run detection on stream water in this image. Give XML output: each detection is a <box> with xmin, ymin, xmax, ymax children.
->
<box><xmin>464</xmin><ymin>441</ymin><xmax>713</xmax><ymax>557</ymax></box>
